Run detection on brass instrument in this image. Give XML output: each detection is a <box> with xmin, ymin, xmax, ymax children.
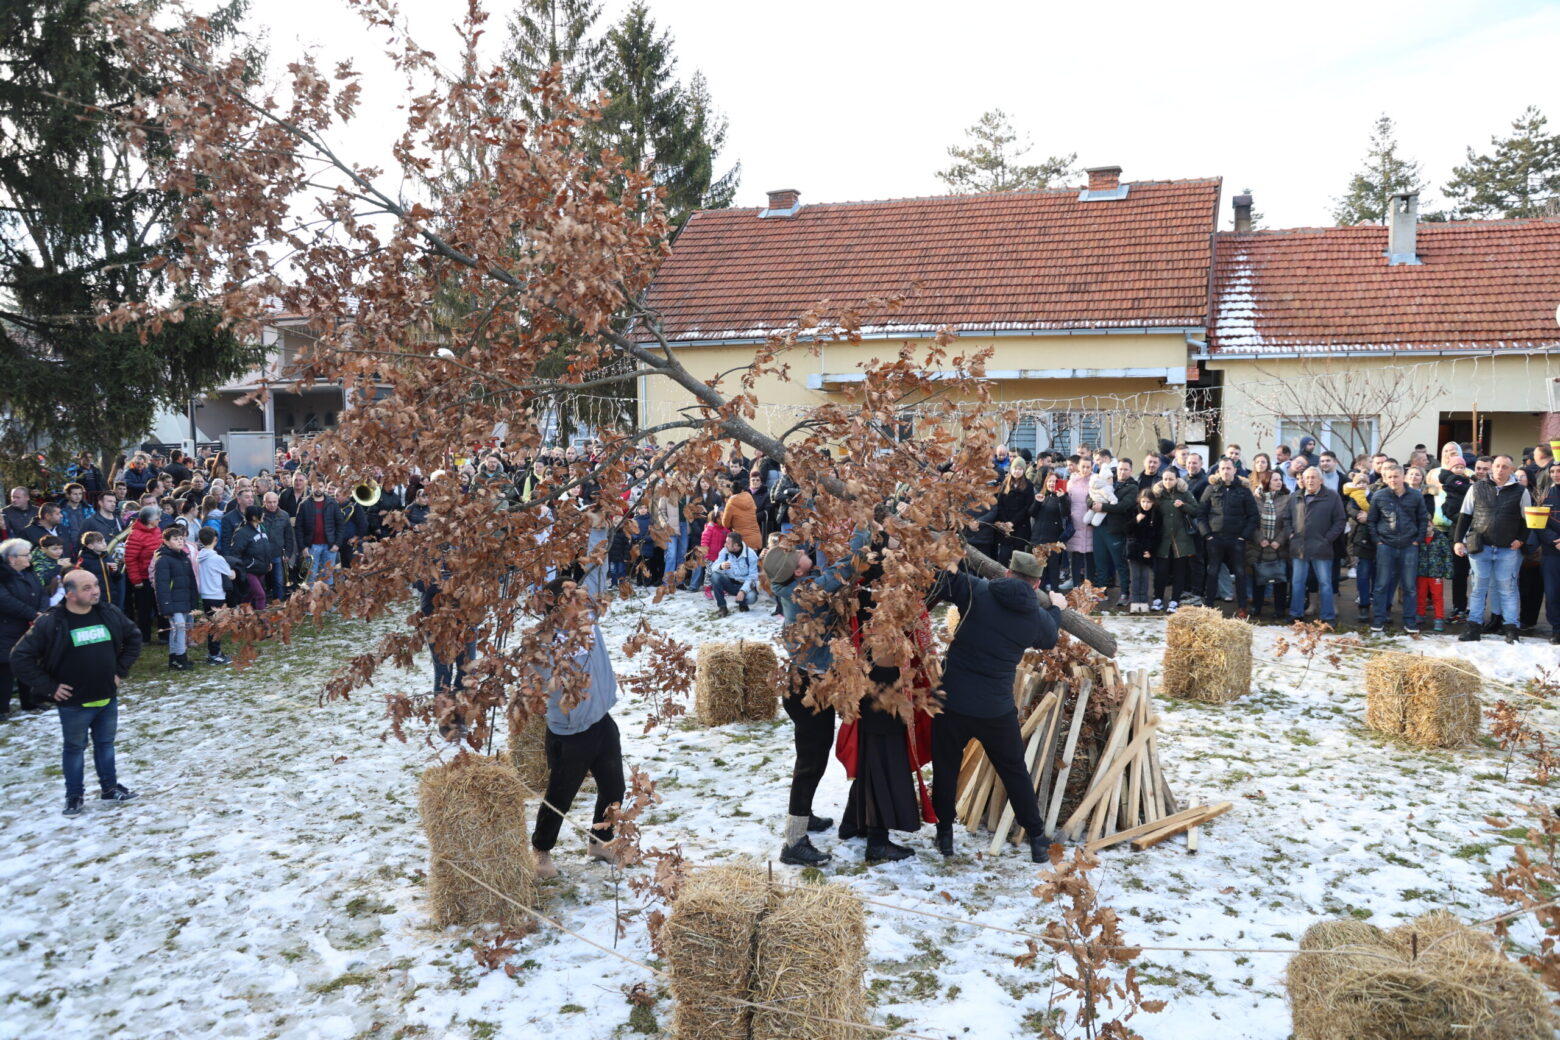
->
<box><xmin>352</xmin><ymin>481</ymin><xmax>381</xmax><ymax>507</ymax></box>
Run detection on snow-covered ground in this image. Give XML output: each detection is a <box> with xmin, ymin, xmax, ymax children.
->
<box><xmin>1</xmin><ymin>591</ymin><xmax>1556</xmax><ymax>1040</ymax></box>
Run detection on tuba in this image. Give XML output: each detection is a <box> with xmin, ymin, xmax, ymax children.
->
<box><xmin>352</xmin><ymin>480</ymin><xmax>382</xmax><ymax>508</ymax></box>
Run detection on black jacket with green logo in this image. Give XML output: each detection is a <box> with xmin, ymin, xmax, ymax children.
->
<box><xmin>10</xmin><ymin>602</ymin><xmax>142</xmax><ymax>705</ymax></box>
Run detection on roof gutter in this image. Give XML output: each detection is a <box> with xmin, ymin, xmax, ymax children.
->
<box><xmin>655</xmin><ymin>325</ymin><xmax>1207</xmax><ymax>348</ymax></box>
<box><xmin>1193</xmin><ymin>346</ymin><xmax>1559</xmax><ymax>361</ymax></box>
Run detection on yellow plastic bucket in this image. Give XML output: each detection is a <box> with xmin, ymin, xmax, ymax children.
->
<box><xmin>1526</xmin><ymin>506</ymin><xmax>1553</xmax><ymax>530</ymax></box>
<box><xmin>1550</xmin><ymin>438</ymin><xmax>1560</xmax><ymax>454</ymax></box>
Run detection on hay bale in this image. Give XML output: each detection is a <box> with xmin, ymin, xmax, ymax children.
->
<box><xmin>739</xmin><ymin>640</ymin><xmax>782</xmax><ymax>721</ymax></box>
<box><xmin>696</xmin><ymin>643</ymin><xmax>748</xmax><ymax>727</ymax></box>
<box><xmin>1161</xmin><ymin>606</ymin><xmax>1252</xmax><ymax>704</ymax></box>
<box><xmin>1286</xmin><ymin>912</ymin><xmax>1552</xmax><ymax>1040</ymax></box>
<box><xmin>752</xmin><ymin>881</ymin><xmax>869</xmax><ymax>1040</ymax></box>
<box><xmin>1364</xmin><ymin>653</ymin><xmax>1481</xmax><ymax>748</ymax></box>
<box><xmin>418</xmin><ymin>754</ymin><xmax>537</xmax><ymax>928</ymax></box>
<box><xmin>663</xmin><ymin>866</ymin><xmax>770</xmax><ymax>1040</ymax></box>
<box><xmin>506</xmin><ymin>708</ymin><xmax>550</xmax><ymax>794</ymax></box>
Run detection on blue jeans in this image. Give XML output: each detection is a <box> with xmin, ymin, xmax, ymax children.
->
<box><xmin>1354</xmin><ymin>558</ymin><xmax>1375</xmax><ymax>608</ymax></box>
<box><xmin>1469</xmin><ymin>545</ymin><xmax>1522</xmax><ymax>624</ymax></box>
<box><xmin>687</xmin><ymin>563</ymin><xmax>705</xmax><ymax>590</ymax></box>
<box><xmin>167</xmin><ymin>612</ymin><xmax>191</xmax><ymax>655</ymax></box>
<box><xmin>710</xmin><ymin>572</ymin><xmax>745</xmax><ymax>609</ymax></box>
<box><xmin>663</xmin><ymin>532</ymin><xmax>687</xmax><ymax>582</ymax></box>
<box><xmin>58</xmin><ymin>700</ymin><xmax>118</xmax><ymax>800</ymax></box>
<box><xmin>270</xmin><ymin>557</ymin><xmax>287</xmax><ymax>602</ymax></box>
<box><xmin>1289</xmin><ymin>558</ymin><xmax>1336</xmax><ymax>621</ymax></box>
<box><xmin>432</xmin><ymin>641</ymin><xmax>476</xmax><ymax>693</ymax></box>
<box><xmin>1372</xmin><ymin>543</ymin><xmax>1420</xmax><ymax>628</ymax></box>
<box><xmin>307</xmin><ymin>544</ymin><xmax>337</xmax><ymax>586</ymax></box>
<box><xmin>1093</xmin><ymin>530</ymin><xmax>1128</xmax><ymax>592</ymax></box>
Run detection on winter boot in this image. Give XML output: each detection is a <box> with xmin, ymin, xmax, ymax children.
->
<box><xmin>936</xmin><ymin>823</ymin><xmax>954</xmax><ymax>857</ymax></box>
<box><xmin>779</xmin><ymin>836</ymin><xmax>831</xmax><ymax>866</ymax></box>
<box><xmin>1457</xmin><ymin>621</ymin><xmax>1482</xmax><ymax>643</ymax></box>
<box><xmin>1504</xmin><ymin>625</ymin><xmax>1520</xmax><ymax>644</ymax></box>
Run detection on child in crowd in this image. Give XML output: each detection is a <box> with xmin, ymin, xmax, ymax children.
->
<box><xmin>195</xmin><ymin>528</ymin><xmax>233</xmax><ymax>664</ymax></box>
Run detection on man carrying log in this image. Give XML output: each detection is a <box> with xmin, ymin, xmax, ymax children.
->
<box><xmin>929</xmin><ymin>550</ymin><xmax>1065</xmax><ymax>861</ymax></box>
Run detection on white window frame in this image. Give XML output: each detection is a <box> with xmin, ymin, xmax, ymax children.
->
<box><xmin>1275</xmin><ymin>416</ymin><xmax>1380</xmax><ymax>461</ymax></box>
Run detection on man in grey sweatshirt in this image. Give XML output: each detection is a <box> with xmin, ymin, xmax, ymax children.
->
<box><xmin>530</xmin><ymin>576</ymin><xmax>626</xmax><ymax>880</ymax></box>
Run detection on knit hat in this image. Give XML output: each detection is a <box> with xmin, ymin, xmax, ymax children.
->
<box><xmin>762</xmin><ymin>548</ymin><xmax>802</xmax><ymax>586</ymax></box>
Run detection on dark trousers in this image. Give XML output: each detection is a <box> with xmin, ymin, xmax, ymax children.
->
<box><xmin>0</xmin><ymin>660</ymin><xmax>36</xmax><ymax>712</ymax></box>
<box><xmin>1519</xmin><ymin>559</ymin><xmax>1543</xmax><ymax>629</ymax></box>
<box><xmin>781</xmin><ymin>673</ymin><xmax>836</xmax><ymax>817</ymax></box>
<box><xmin>132</xmin><ymin>582</ymin><xmax>158</xmax><ymax>641</ymax></box>
<box><xmin>1153</xmin><ymin>555</ymin><xmax>1192</xmax><ymax>603</ymax></box>
<box><xmin>1451</xmin><ymin>553</ymin><xmax>1470</xmax><ymax>614</ymax></box>
<box><xmin>931</xmin><ymin>707</ymin><xmax>1044</xmax><ymax>838</ymax></box>
<box><xmin>1252</xmin><ymin>581</ymin><xmax>1289</xmax><ymax>617</ymax></box>
<box><xmin>1543</xmin><ymin>553</ymin><xmax>1560</xmax><ymax>632</ymax></box>
<box><xmin>1203</xmin><ymin>535</ymin><xmax>1248</xmax><ymax>609</ymax></box>
<box><xmin>202</xmin><ymin>598</ymin><xmax>225</xmax><ymax>656</ymax></box>
<box><xmin>1041</xmin><ymin>551</ymin><xmax>1066</xmax><ymax>590</ymax></box>
<box><xmin>532</xmin><ymin>714</ymin><xmax>626</xmax><ymax>853</ymax></box>
<box><xmin>710</xmin><ymin>571</ymin><xmax>744</xmax><ymax>610</ymax></box>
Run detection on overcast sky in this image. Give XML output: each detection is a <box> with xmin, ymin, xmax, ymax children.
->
<box><xmin>246</xmin><ymin>0</ymin><xmax>1560</xmax><ymax>229</ymax></box>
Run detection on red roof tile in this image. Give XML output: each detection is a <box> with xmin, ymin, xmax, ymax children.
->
<box><xmin>1210</xmin><ymin>220</ymin><xmax>1560</xmax><ymax>354</ymax></box>
<box><xmin>640</xmin><ymin>179</ymin><xmax>1222</xmax><ymax>342</ymax></box>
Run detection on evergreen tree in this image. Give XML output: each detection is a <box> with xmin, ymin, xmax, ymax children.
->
<box><xmin>1442</xmin><ymin>106</ymin><xmax>1560</xmax><ymax>219</ymax></box>
<box><xmin>0</xmin><ymin>0</ymin><xmax>265</xmax><ymax>467</ymax></box>
<box><xmin>1238</xmin><ymin>187</ymin><xmax>1266</xmax><ymax>230</ymax></box>
<box><xmin>502</xmin><ymin>0</ymin><xmax>603</xmax><ymax>121</ymax></box>
<box><xmin>937</xmin><ymin>109</ymin><xmax>1076</xmax><ymax>194</ymax></box>
<box><xmin>1332</xmin><ymin>114</ymin><xmax>1426</xmax><ymax>225</ymax></box>
<box><xmin>596</xmin><ymin>2</ymin><xmax>738</xmax><ymax>227</ymax></box>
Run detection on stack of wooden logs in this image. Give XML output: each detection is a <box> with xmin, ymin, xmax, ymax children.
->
<box><xmin>954</xmin><ymin>659</ymin><xmax>1230</xmax><ymax>853</ymax></box>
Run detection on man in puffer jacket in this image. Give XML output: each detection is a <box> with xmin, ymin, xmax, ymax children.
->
<box><xmin>1366</xmin><ymin>461</ymin><xmax>1430</xmax><ymax>633</ymax></box>
<box><xmin>1198</xmin><ymin>460</ymin><xmax>1259</xmax><ymax>615</ymax></box>
<box><xmin>151</xmin><ymin>526</ymin><xmax>199</xmax><ymax>670</ymax></box>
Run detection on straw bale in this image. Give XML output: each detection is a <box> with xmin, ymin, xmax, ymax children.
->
<box><xmin>663</xmin><ymin>865</ymin><xmax>770</xmax><ymax>1040</ymax></box>
<box><xmin>752</xmin><ymin>881</ymin><xmax>870</xmax><ymax>1040</ymax></box>
<box><xmin>1286</xmin><ymin>912</ymin><xmax>1552</xmax><ymax>1040</ymax></box>
<box><xmin>418</xmin><ymin>755</ymin><xmax>537</xmax><ymax>928</ymax></box>
<box><xmin>1161</xmin><ymin>606</ymin><xmax>1252</xmax><ymax>704</ymax></box>
<box><xmin>1363</xmin><ymin>654</ymin><xmax>1482</xmax><ymax>748</ymax></box>
<box><xmin>506</xmin><ymin>709</ymin><xmax>550</xmax><ymax>794</ymax></box>
<box><xmin>695</xmin><ymin>643</ymin><xmax>747</xmax><ymax>726</ymax></box>
<box><xmin>739</xmin><ymin>641</ymin><xmax>782</xmax><ymax>722</ymax></box>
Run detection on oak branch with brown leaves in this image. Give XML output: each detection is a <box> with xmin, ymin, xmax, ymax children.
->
<box><xmin>105</xmin><ymin>0</ymin><xmax>1007</xmax><ymax>744</ymax></box>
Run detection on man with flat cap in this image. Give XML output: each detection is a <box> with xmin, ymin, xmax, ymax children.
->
<box><xmin>928</xmin><ymin>550</ymin><xmax>1064</xmax><ymax>861</ymax></box>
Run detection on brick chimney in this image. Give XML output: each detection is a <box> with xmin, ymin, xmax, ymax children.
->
<box><xmin>1085</xmin><ymin>166</ymin><xmax>1122</xmax><ymax>193</ymax></box>
<box><xmin>1233</xmin><ymin>193</ymin><xmax>1254</xmax><ymax>233</ymax></box>
<box><xmin>1386</xmin><ymin>191</ymin><xmax>1421</xmax><ymax>265</ymax></box>
<box><xmin>761</xmin><ymin>188</ymin><xmax>801</xmax><ymax>218</ymax></box>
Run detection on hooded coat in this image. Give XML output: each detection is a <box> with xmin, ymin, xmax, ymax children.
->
<box><xmin>1149</xmin><ymin>478</ymin><xmax>1201</xmax><ymax>557</ymax></box>
<box><xmin>931</xmin><ymin>570</ymin><xmax>1061</xmax><ymax>717</ymax></box>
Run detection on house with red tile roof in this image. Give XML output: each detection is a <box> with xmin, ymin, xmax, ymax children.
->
<box><xmin>638</xmin><ymin>168</ymin><xmax>1222</xmax><ymax>457</ymax></box>
<box><xmin>1205</xmin><ymin>192</ymin><xmax>1560</xmax><ymax>464</ymax></box>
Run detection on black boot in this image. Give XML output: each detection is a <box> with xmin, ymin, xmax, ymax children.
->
<box><xmin>779</xmin><ymin>836</ymin><xmax>831</xmax><ymax>866</ymax></box>
<box><xmin>1484</xmin><ymin>615</ymin><xmax>1504</xmax><ymax>635</ymax></box>
<box><xmin>865</xmin><ymin>827</ymin><xmax>913</xmax><ymax>863</ymax></box>
<box><xmin>936</xmin><ymin>823</ymin><xmax>954</xmax><ymax>857</ymax></box>
<box><xmin>1504</xmin><ymin>625</ymin><xmax>1520</xmax><ymax>644</ymax></box>
<box><xmin>838</xmin><ymin>819</ymin><xmax>862</xmax><ymax>841</ymax></box>
<box><xmin>1457</xmin><ymin>621</ymin><xmax>1482</xmax><ymax>642</ymax></box>
<box><xmin>1030</xmin><ymin>835</ymin><xmax>1051</xmax><ymax>864</ymax></box>
<box><xmin>807</xmin><ymin>814</ymin><xmax>833</xmax><ymax>833</ymax></box>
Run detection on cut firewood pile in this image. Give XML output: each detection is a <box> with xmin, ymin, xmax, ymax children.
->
<box><xmin>953</xmin><ymin>648</ymin><xmax>1230</xmax><ymax>853</ymax></box>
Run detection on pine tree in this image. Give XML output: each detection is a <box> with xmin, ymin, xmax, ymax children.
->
<box><xmin>596</xmin><ymin>2</ymin><xmax>739</xmax><ymax>227</ymax></box>
<box><xmin>937</xmin><ymin>109</ymin><xmax>1076</xmax><ymax>194</ymax></box>
<box><xmin>1238</xmin><ymin>187</ymin><xmax>1266</xmax><ymax>230</ymax></box>
<box><xmin>1442</xmin><ymin>106</ymin><xmax>1560</xmax><ymax>219</ymax></box>
<box><xmin>502</xmin><ymin>0</ymin><xmax>603</xmax><ymax>121</ymax></box>
<box><xmin>0</xmin><ymin>0</ymin><xmax>265</xmax><ymax>469</ymax></box>
<box><xmin>1331</xmin><ymin>114</ymin><xmax>1426</xmax><ymax>225</ymax></box>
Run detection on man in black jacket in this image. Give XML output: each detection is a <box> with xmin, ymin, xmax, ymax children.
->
<box><xmin>11</xmin><ymin>568</ymin><xmax>142</xmax><ymax>816</ymax></box>
<box><xmin>1367</xmin><ymin>462</ymin><xmax>1430</xmax><ymax>634</ymax></box>
<box><xmin>296</xmin><ymin>484</ymin><xmax>343</xmax><ymax>585</ymax></box>
<box><xmin>928</xmin><ymin>551</ymin><xmax>1064</xmax><ymax>863</ymax></box>
<box><xmin>1199</xmin><ymin>459</ymin><xmax>1259</xmax><ymax>615</ymax></box>
<box><xmin>1454</xmin><ymin>454</ymin><xmax>1533</xmax><ymax>643</ymax></box>
<box><xmin>1285</xmin><ymin>468</ymin><xmax>1347</xmax><ymax>623</ymax></box>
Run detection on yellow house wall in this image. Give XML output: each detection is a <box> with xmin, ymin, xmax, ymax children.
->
<box><xmin>641</xmin><ymin>333</ymin><xmax>1191</xmax><ymax>448</ymax></box>
<box><xmin>1210</xmin><ymin>353</ymin><xmax>1560</xmax><ymax>464</ymax></box>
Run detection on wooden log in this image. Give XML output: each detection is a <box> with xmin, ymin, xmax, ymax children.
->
<box><xmin>1084</xmin><ymin>802</ymin><xmax>1217</xmax><ymax>853</ymax></box>
<box><xmin>1078</xmin><ymin>676</ymin><xmax>1143</xmax><ymax>806</ymax></box>
<box><xmin>1032</xmin><ymin>688</ymin><xmax>1066</xmax><ymax>828</ymax></box>
<box><xmin>1186</xmin><ymin>824</ymin><xmax>1200</xmax><ymax>854</ymax></box>
<box><xmin>1043</xmin><ymin>674</ymin><xmax>1093</xmax><ymax>838</ymax></box>
<box><xmin>1021</xmin><ymin>691</ymin><xmax>1059</xmax><ymax>740</ymax></box>
<box><xmin>1130</xmin><ymin>802</ymin><xmax>1233</xmax><ymax>851</ymax></box>
<box><xmin>1063</xmin><ymin>719</ymin><xmax>1160</xmax><ymax>841</ymax></box>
